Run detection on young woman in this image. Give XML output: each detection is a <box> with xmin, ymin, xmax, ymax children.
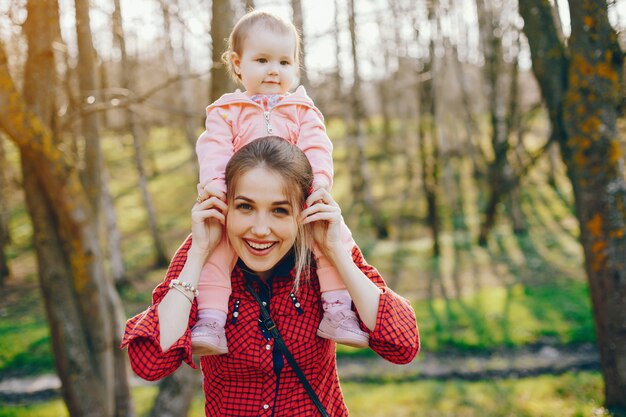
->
<box><xmin>122</xmin><ymin>137</ymin><xmax>419</xmax><ymax>416</ymax></box>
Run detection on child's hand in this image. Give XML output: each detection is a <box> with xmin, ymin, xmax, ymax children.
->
<box><xmin>196</xmin><ymin>182</ymin><xmax>226</xmax><ymax>203</ymax></box>
<box><xmin>192</xmin><ymin>182</ymin><xmax>227</xmax><ymax>255</ymax></box>
<box><xmin>191</xmin><ymin>195</ymin><xmax>227</xmax><ymax>255</ymax></box>
<box><xmin>312</xmin><ymin>178</ymin><xmax>330</xmax><ymax>193</ymax></box>
<box><xmin>300</xmin><ymin>188</ymin><xmax>343</xmax><ymax>258</ymax></box>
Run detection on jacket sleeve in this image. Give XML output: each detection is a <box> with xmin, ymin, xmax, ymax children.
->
<box><xmin>196</xmin><ymin>106</ymin><xmax>235</xmax><ymax>195</ymax></box>
<box><xmin>352</xmin><ymin>246</ymin><xmax>420</xmax><ymax>364</ymax></box>
<box><xmin>120</xmin><ymin>236</ymin><xmax>198</xmax><ymax>381</ymax></box>
<box><xmin>295</xmin><ymin>106</ymin><xmax>334</xmax><ymax>190</ymax></box>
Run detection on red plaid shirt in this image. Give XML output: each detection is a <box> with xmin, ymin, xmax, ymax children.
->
<box><xmin>121</xmin><ymin>236</ymin><xmax>419</xmax><ymax>416</ymax></box>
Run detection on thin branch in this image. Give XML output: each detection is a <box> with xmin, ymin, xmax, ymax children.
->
<box><xmin>60</xmin><ymin>71</ymin><xmax>210</xmax><ymax>130</ymax></box>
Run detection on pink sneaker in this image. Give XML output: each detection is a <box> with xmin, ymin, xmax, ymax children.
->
<box><xmin>191</xmin><ymin>318</ymin><xmax>228</xmax><ymax>356</ymax></box>
<box><xmin>317</xmin><ymin>308</ymin><xmax>370</xmax><ymax>348</ymax></box>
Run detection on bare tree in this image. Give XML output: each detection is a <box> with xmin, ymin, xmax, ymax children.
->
<box><xmin>0</xmin><ymin>135</ymin><xmax>9</xmax><ymax>286</ymax></box>
<box><xmin>0</xmin><ymin>1</ymin><xmax>131</xmax><ymax>415</ymax></box>
<box><xmin>159</xmin><ymin>0</ymin><xmax>198</xmax><ymax>151</ymax></box>
<box><xmin>243</xmin><ymin>0</ymin><xmax>254</xmax><ymax>12</ymax></box>
<box><xmin>416</xmin><ymin>1</ymin><xmax>442</xmax><ymax>256</ymax></box>
<box><xmin>476</xmin><ymin>0</ymin><xmax>518</xmax><ymax>245</ymax></box>
<box><xmin>75</xmin><ymin>0</ymin><xmax>102</xmax><ymax>215</ymax></box>
<box><xmin>346</xmin><ymin>0</ymin><xmax>389</xmax><ymax>239</ymax></box>
<box><xmin>113</xmin><ymin>0</ymin><xmax>169</xmax><ymax>268</ymax></box>
<box><xmin>210</xmin><ymin>0</ymin><xmax>235</xmax><ymax>103</ymax></box>
<box><xmin>77</xmin><ymin>0</ymin><xmax>135</xmax><ymax>415</ymax></box>
<box><xmin>520</xmin><ymin>0</ymin><xmax>626</xmax><ymax>412</ymax></box>
<box><xmin>148</xmin><ymin>365</ymin><xmax>198</xmax><ymax>417</ymax></box>
<box><xmin>291</xmin><ymin>0</ymin><xmax>310</xmax><ymax>91</ymax></box>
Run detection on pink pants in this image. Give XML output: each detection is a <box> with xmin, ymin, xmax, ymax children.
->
<box><xmin>196</xmin><ymin>219</ymin><xmax>356</xmax><ymax>312</ymax></box>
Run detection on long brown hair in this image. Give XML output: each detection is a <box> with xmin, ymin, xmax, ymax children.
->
<box><xmin>225</xmin><ymin>136</ymin><xmax>312</xmax><ymax>289</ymax></box>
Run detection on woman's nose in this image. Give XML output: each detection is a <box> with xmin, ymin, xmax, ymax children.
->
<box><xmin>251</xmin><ymin>216</ymin><xmax>271</xmax><ymax>236</ymax></box>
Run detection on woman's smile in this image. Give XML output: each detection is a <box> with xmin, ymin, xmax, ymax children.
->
<box><xmin>227</xmin><ymin>166</ymin><xmax>298</xmax><ymax>280</ymax></box>
<box><xmin>244</xmin><ymin>238</ymin><xmax>277</xmax><ymax>253</ymax></box>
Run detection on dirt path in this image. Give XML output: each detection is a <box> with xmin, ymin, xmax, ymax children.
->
<box><xmin>0</xmin><ymin>343</ymin><xmax>599</xmax><ymax>405</ymax></box>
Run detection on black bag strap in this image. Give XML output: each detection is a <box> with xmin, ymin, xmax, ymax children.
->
<box><xmin>245</xmin><ymin>281</ymin><xmax>330</xmax><ymax>417</ymax></box>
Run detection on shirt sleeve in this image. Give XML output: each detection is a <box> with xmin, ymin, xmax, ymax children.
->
<box><xmin>196</xmin><ymin>106</ymin><xmax>235</xmax><ymax>195</ymax></box>
<box><xmin>295</xmin><ymin>105</ymin><xmax>334</xmax><ymax>190</ymax></box>
<box><xmin>120</xmin><ymin>235</ymin><xmax>198</xmax><ymax>381</ymax></box>
<box><xmin>351</xmin><ymin>246</ymin><xmax>420</xmax><ymax>364</ymax></box>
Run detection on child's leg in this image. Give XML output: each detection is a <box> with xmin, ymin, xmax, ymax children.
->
<box><xmin>191</xmin><ymin>235</ymin><xmax>237</xmax><ymax>356</ymax></box>
<box><xmin>316</xmin><ymin>219</ymin><xmax>369</xmax><ymax>348</ymax></box>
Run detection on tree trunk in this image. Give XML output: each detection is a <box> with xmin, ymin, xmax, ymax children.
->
<box><xmin>210</xmin><ymin>0</ymin><xmax>235</xmax><ymax>103</ymax></box>
<box><xmin>75</xmin><ymin>3</ymin><xmax>134</xmax><ymax>413</ymax></box>
<box><xmin>520</xmin><ymin>1</ymin><xmax>626</xmax><ymax>413</ymax></box>
<box><xmin>417</xmin><ymin>2</ymin><xmax>441</xmax><ymax>257</ymax></box>
<box><xmin>346</xmin><ymin>0</ymin><xmax>388</xmax><ymax>239</ymax></box>
<box><xmin>0</xmin><ymin>135</ymin><xmax>9</xmax><ymax>286</ymax></box>
<box><xmin>476</xmin><ymin>0</ymin><xmax>515</xmax><ymax>246</ymax></box>
<box><xmin>114</xmin><ymin>0</ymin><xmax>169</xmax><ymax>268</ymax></box>
<box><xmin>75</xmin><ymin>0</ymin><xmax>102</xmax><ymax>216</ymax></box>
<box><xmin>290</xmin><ymin>0</ymin><xmax>310</xmax><ymax>92</ymax></box>
<box><xmin>0</xmin><ymin>1</ymin><xmax>120</xmax><ymax>415</ymax></box>
<box><xmin>158</xmin><ymin>0</ymin><xmax>197</xmax><ymax>151</ymax></box>
<box><xmin>333</xmin><ymin>0</ymin><xmax>342</xmax><ymax>101</ymax></box>
<box><xmin>149</xmin><ymin>366</ymin><xmax>198</xmax><ymax>417</ymax></box>
<box><xmin>101</xmin><ymin>165</ymin><xmax>128</xmax><ymax>286</ymax></box>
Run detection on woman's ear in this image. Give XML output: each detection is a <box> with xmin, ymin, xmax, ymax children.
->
<box><xmin>231</xmin><ymin>52</ymin><xmax>242</xmax><ymax>77</ymax></box>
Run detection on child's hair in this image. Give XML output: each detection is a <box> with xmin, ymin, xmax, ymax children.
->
<box><xmin>225</xmin><ymin>136</ymin><xmax>313</xmax><ymax>291</ymax></box>
<box><xmin>221</xmin><ymin>10</ymin><xmax>302</xmax><ymax>83</ymax></box>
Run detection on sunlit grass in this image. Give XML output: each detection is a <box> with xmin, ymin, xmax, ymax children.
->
<box><xmin>0</xmin><ymin>371</ymin><xmax>609</xmax><ymax>417</ymax></box>
<box><xmin>342</xmin><ymin>371</ymin><xmax>608</xmax><ymax>417</ymax></box>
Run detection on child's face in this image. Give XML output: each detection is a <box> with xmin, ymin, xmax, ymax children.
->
<box><xmin>232</xmin><ymin>27</ymin><xmax>297</xmax><ymax>96</ymax></box>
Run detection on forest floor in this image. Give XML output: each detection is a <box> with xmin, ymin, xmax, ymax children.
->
<box><xmin>0</xmin><ymin>342</ymin><xmax>600</xmax><ymax>405</ymax></box>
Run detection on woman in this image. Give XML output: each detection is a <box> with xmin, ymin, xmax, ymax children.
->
<box><xmin>122</xmin><ymin>136</ymin><xmax>419</xmax><ymax>416</ymax></box>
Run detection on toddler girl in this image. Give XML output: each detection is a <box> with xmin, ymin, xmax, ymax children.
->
<box><xmin>192</xmin><ymin>10</ymin><xmax>368</xmax><ymax>355</ymax></box>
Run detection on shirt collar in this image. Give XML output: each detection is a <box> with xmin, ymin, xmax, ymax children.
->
<box><xmin>236</xmin><ymin>250</ymin><xmax>296</xmax><ymax>283</ymax></box>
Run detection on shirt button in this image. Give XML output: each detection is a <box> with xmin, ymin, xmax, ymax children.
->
<box><xmin>262</xmin><ymin>301</ymin><xmax>267</xmax><ymax>306</ymax></box>
<box><xmin>265</xmin><ymin>344</ymin><xmax>271</xmax><ymax>350</ymax></box>
<box><xmin>263</xmin><ymin>404</ymin><xmax>270</xmax><ymax>410</ymax></box>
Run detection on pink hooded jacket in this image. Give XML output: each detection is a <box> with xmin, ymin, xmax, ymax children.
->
<box><xmin>196</xmin><ymin>85</ymin><xmax>333</xmax><ymax>194</ymax></box>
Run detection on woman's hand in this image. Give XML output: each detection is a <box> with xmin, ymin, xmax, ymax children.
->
<box><xmin>300</xmin><ymin>188</ymin><xmax>343</xmax><ymax>258</ymax></box>
<box><xmin>191</xmin><ymin>183</ymin><xmax>228</xmax><ymax>256</ymax></box>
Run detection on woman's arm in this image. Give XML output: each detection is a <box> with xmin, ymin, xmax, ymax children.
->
<box><xmin>323</xmin><ymin>243</ymin><xmax>381</xmax><ymax>330</ymax></box>
<box><xmin>122</xmin><ymin>196</ymin><xmax>227</xmax><ymax>380</ymax></box>
<box><xmin>301</xmin><ymin>189</ymin><xmax>419</xmax><ymax>363</ymax></box>
<box><xmin>121</xmin><ymin>237</ymin><xmax>198</xmax><ymax>380</ymax></box>
<box><xmin>157</xmin><ymin>194</ymin><xmax>227</xmax><ymax>351</ymax></box>
<box><xmin>157</xmin><ymin>244</ymin><xmax>208</xmax><ymax>350</ymax></box>
<box><xmin>301</xmin><ymin>188</ymin><xmax>380</xmax><ymax>329</ymax></box>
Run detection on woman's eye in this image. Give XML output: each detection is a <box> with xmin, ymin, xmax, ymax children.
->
<box><xmin>273</xmin><ymin>207</ymin><xmax>289</xmax><ymax>215</ymax></box>
<box><xmin>237</xmin><ymin>203</ymin><xmax>252</xmax><ymax>211</ymax></box>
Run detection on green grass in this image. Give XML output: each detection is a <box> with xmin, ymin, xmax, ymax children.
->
<box><xmin>0</xmin><ymin>371</ymin><xmax>610</xmax><ymax>417</ymax></box>
<box><xmin>342</xmin><ymin>371</ymin><xmax>609</xmax><ymax>417</ymax></box>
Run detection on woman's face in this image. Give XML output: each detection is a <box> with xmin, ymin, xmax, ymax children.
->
<box><xmin>227</xmin><ymin>166</ymin><xmax>299</xmax><ymax>280</ymax></box>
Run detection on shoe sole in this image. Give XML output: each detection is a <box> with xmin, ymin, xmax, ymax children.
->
<box><xmin>191</xmin><ymin>340</ymin><xmax>228</xmax><ymax>356</ymax></box>
<box><xmin>317</xmin><ymin>329</ymin><xmax>369</xmax><ymax>348</ymax></box>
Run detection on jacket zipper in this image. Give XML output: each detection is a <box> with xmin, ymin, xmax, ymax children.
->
<box><xmin>264</xmin><ymin>111</ymin><xmax>274</xmax><ymax>134</ymax></box>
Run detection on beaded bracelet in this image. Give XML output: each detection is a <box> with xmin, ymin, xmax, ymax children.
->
<box><xmin>169</xmin><ymin>279</ymin><xmax>199</xmax><ymax>297</ymax></box>
<box><xmin>170</xmin><ymin>285</ymin><xmax>194</xmax><ymax>304</ymax></box>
